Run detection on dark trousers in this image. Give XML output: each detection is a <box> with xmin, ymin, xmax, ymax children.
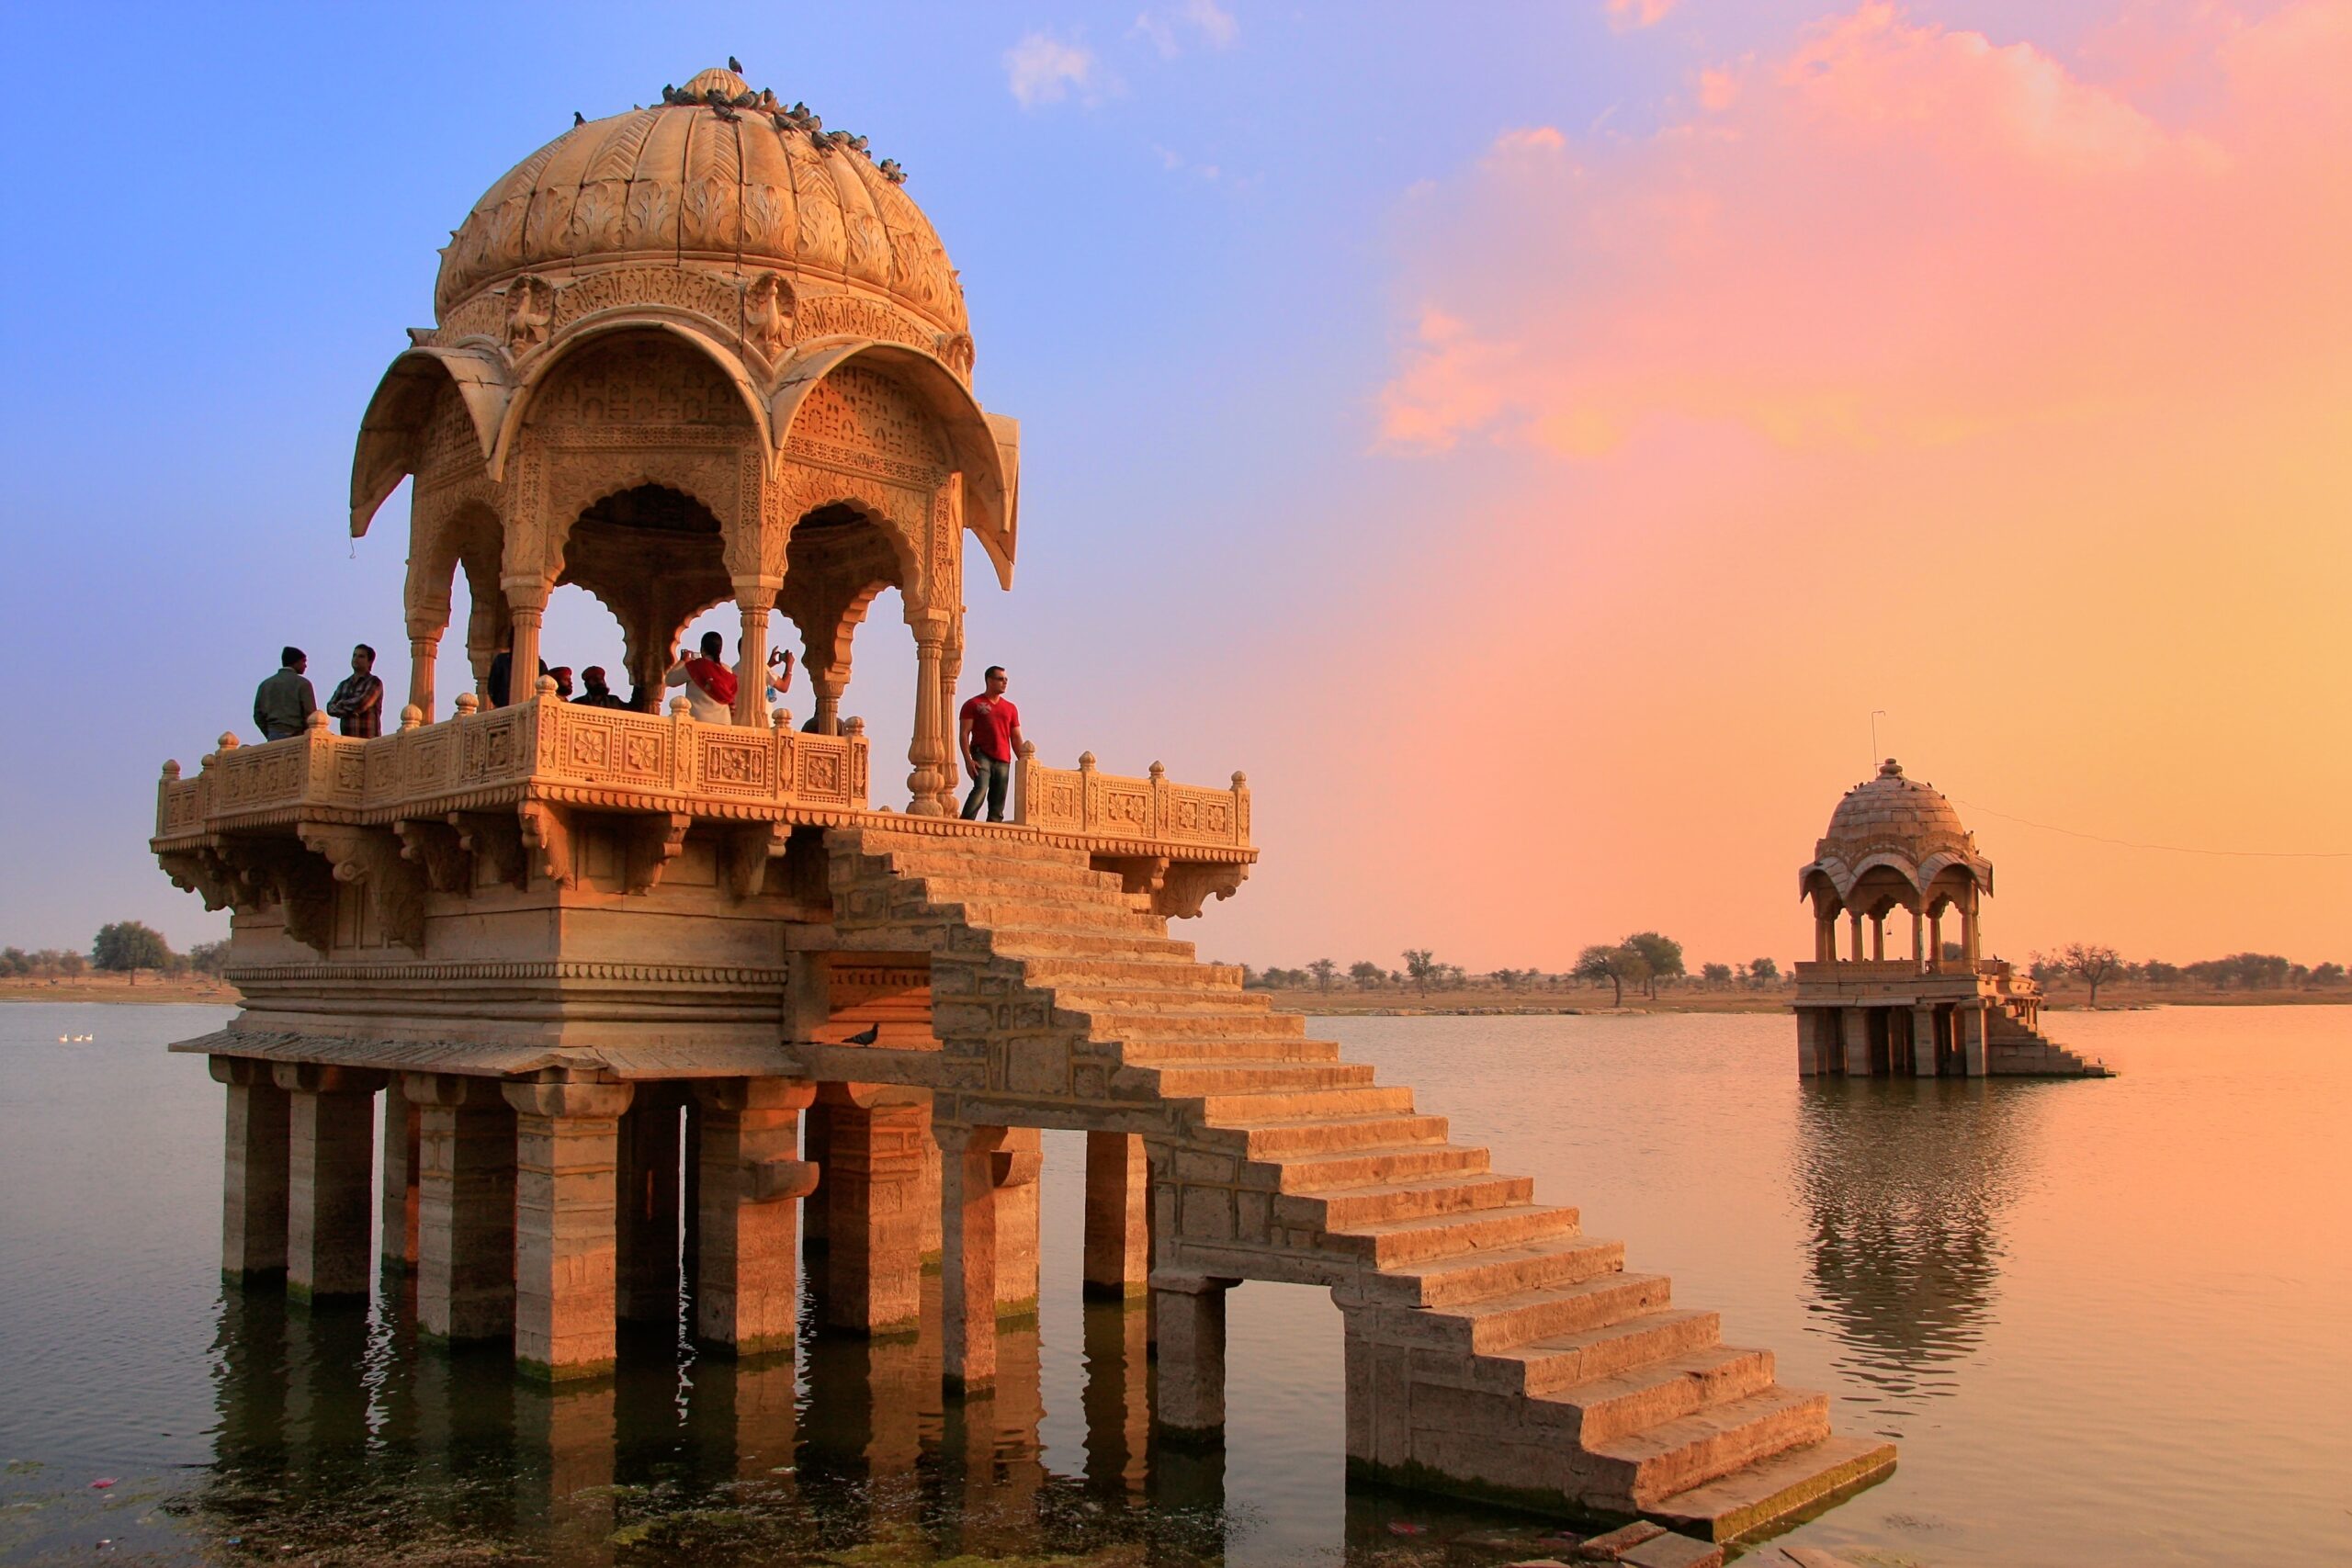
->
<box><xmin>960</xmin><ymin>754</ymin><xmax>1012</xmax><ymax>821</ymax></box>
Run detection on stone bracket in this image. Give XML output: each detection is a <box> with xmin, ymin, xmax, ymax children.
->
<box><xmin>622</xmin><ymin>811</ymin><xmax>693</xmax><ymax>896</ymax></box>
<box><xmin>393</xmin><ymin>818</ymin><xmax>473</xmax><ymax>892</ymax></box>
<box><xmin>990</xmin><ymin>1145</ymin><xmax>1044</xmax><ymax>1189</ymax></box>
<box><xmin>205</xmin><ymin>838</ymin><xmax>337</xmax><ymax>953</ymax></box>
<box><xmin>299</xmin><ymin>823</ymin><xmax>428</xmax><ymax>952</ymax></box>
<box><xmin>448</xmin><ymin>809</ymin><xmax>527</xmax><ymax>890</ymax></box>
<box><xmin>1155</xmin><ymin>861</ymin><xmax>1250</xmax><ymax>920</ymax></box>
<box><xmin>157</xmin><ymin>846</ymin><xmax>238</xmax><ymax>912</ymax></box>
<box><xmin>717</xmin><ymin>822</ymin><xmax>785</xmax><ymax>902</ymax></box>
<box><xmin>516</xmin><ymin>801</ymin><xmax>574</xmax><ymax>889</ymax></box>
<box><xmin>748</xmin><ymin>1156</ymin><xmax>820</xmax><ymax>1202</ymax></box>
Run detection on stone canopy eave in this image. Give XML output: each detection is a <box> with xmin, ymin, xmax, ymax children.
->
<box><xmin>350</xmin><ymin>345</ymin><xmax>514</xmax><ymax>537</ymax></box>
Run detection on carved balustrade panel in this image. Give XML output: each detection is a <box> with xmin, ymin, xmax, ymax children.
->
<box><xmin>1012</xmin><ymin>751</ymin><xmax>1250</xmax><ymax>851</ymax></box>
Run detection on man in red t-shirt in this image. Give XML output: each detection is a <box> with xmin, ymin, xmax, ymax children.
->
<box><xmin>957</xmin><ymin>665</ymin><xmax>1024</xmax><ymax>821</ymax></box>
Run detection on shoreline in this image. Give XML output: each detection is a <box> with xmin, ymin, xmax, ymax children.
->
<box><xmin>1261</xmin><ymin>986</ymin><xmax>2352</xmax><ymax>1017</ymax></box>
<box><xmin>0</xmin><ymin>977</ymin><xmax>238</xmax><ymax>1006</ymax></box>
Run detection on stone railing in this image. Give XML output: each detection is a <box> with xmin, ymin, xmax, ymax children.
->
<box><xmin>155</xmin><ymin>686</ymin><xmax>869</xmax><ymax>840</ymax></box>
<box><xmin>1011</xmin><ymin>744</ymin><xmax>1250</xmax><ymax>851</ymax></box>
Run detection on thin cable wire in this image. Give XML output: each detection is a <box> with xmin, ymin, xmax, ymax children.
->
<box><xmin>1951</xmin><ymin>797</ymin><xmax>2352</xmax><ymax>860</ymax></box>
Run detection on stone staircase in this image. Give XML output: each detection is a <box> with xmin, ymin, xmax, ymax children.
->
<box><xmin>1985</xmin><ymin>1010</ymin><xmax>2112</xmax><ymax>1077</ymax></box>
<box><xmin>826</xmin><ymin>824</ymin><xmax>1894</xmax><ymax>1540</ymax></box>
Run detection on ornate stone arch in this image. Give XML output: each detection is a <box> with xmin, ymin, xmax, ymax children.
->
<box><xmin>350</xmin><ymin>345</ymin><xmax>513</xmax><ymax>538</ymax></box>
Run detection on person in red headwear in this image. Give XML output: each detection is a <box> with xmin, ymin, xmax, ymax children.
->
<box><xmin>664</xmin><ymin>630</ymin><xmax>792</xmax><ymax>723</ymax></box>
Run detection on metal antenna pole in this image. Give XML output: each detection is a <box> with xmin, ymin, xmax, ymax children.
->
<box><xmin>1870</xmin><ymin>710</ymin><xmax>1886</xmax><ymax>769</ymax></box>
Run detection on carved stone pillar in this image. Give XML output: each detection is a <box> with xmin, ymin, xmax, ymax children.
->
<box><xmin>1911</xmin><ymin>909</ymin><xmax>1926</xmax><ymax>967</ymax></box>
<box><xmin>503</xmin><ymin>577</ymin><xmax>548</xmax><ymax>708</ymax></box>
<box><xmin>694</xmin><ymin>1077</ymin><xmax>817</xmax><ymax>1357</ymax></box>
<box><xmin>938</xmin><ymin>633</ymin><xmax>964</xmax><ymax>800</ymax></box>
<box><xmin>616</xmin><ymin>1092</ymin><xmax>684</xmax><ymax>1325</ymax></box>
<box><xmin>276</xmin><ymin>1063</ymin><xmax>386</xmax><ymax>1303</ymax></box>
<box><xmin>936</xmin><ymin>1122</ymin><xmax>1007</xmax><ymax>1391</ymax></box>
<box><xmin>733</xmin><ymin>580</ymin><xmax>781</xmax><ymax>728</ymax></box>
<box><xmin>503</xmin><ymin>1077</ymin><xmax>633</xmax><ymax>1381</ymax></box>
<box><xmin>821</xmin><ymin>1099</ymin><xmax>927</xmax><ymax>1337</ymax></box>
<box><xmin>211</xmin><ymin>1057</ymin><xmax>288</xmax><ymax>1281</ymax></box>
<box><xmin>811</xmin><ymin>669</ymin><xmax>844</xmax><ymax>736</ymax></box>
<box><xmin>1152</xmin><ymin>1274</ymin><xmax>1234</xmax><ymax>1437</ymax></box>
<box><xmin>1929</xmin><ymin>910</ymin><xmax>1945</xmax><ymax>963</ymax></box>
<box><xmin>1848</xmin><ymin>911</ymin><xmax>1864</xmax><ymax>963</ymax></box>
<box><xmin>906</xmin><ymin>620</ymin><xmax>949</xmax><ymax>815</ymax></box>
<box><xmin>1871</xmin><ymin>914</ymin><xmax>1885</xmax><ymax>961</ymax></box>
<box><xmin>381</xmin><ymin>1092</ymin><xmax>421</xmax><ymax>1274</ymax></box>
<box><xmin>1082</xmin><ymin>1132</ymin><xmax>1150</xmax><ymax>1301</ymax></box>
<box><xmin>406</xmin><ymin>636</ymin><xmax>439</xmax><ymax>726</ymax></box>
<box><xmin>407</xmin><ymin>1073</ymin><xmax>516</xmax><ymax>1342</ymax></box>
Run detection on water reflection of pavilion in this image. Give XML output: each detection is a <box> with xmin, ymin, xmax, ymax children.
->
<box><xmin>1794</xmin><ymin>1077</ymin><xmax>2040</xmax><ymax>1410</ymax></box>
<box><xmin>201</xmin><ymin>1278</ymin><xmax>1227</xmax><ymax>1565</ymax></box>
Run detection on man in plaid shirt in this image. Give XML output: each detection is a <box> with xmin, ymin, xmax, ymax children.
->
<box><xmin>325</xmin><ymin>644</ymin><xmax>386</xmax><ymax>739</ymax></box>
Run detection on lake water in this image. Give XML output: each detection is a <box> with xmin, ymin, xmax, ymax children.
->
<box><xmin>0</xmin><ymin>1002</ymin><xmax>2346</xmax><ymax>1565</ymax></box>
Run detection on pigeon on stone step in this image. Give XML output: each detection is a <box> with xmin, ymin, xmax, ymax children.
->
<box><xmin>843</xmin><ymin>1022</ymin><xmax>881</xmax><ymax>1045</ymax></box>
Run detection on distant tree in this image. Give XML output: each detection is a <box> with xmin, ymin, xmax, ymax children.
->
<box><xmin>1308</xmin><ymin>957</ymin><xmax>1338</xmax><ymax>993</ymax></box>
<box><xmin>93</xmin><ymin>921</ymin><xmax>172</xmax><ymax>983</ymax></box>
<box><xmin>1348</xmin><ymin>960</ymin><xmax>1385</xmax><ymax>990</ymax></box>
<box><xmin>57</xmin><ymin>951</ymin><xmax>85</xmax><ymax>977</ymax></box>
<box><xmin>2058</xmin><ymin>942</ymin><xmax>2124</xmax><ymax>1007</ymax></box>
<box><xmin>2311</xmin><ymin>962</ymin><xmax>2347</xmax><ymax>987</ymax></box>
<box><xmin>187</xmin><ymin>940</ymin><xmax>232</xmax><ymax>978</ymax></box>
<box><xmin>1402</xmin><ymin>949</ymin><xmax>1440</xmax><ymax>995</ymax></box>
<box><xmin>0</xmin><ymin>946</ymin><xmax>26</xmax><ymax>977</ymax></box>
<box><xmin>2137</xmin><ymin>958</ymin><xmax>2181</xmax><ymax>986</ymax></box>
<box><xmin>1240</xmin><ymin>964</ymin><xmax>1263</xmax><ymax>989</ymax></box>
<box><xmin>1622</xmin><ymin>932</ymin><xmax>1683</xmax><ymax>999</ymax></box>
<box><xmin>1574</xmin><ymin>943</ymin><xmax>1650</xmax><ymax>1009</ymax></box>
<box><xmin>1748</xmin><ymin>956</ymin><xmax>1781</xmax><ymax>985</ymax></box>
<box><xmin>1491</xmin><ymin>967</ymin><xmax>1525</xmax><ymax>991</ymax></box>
<box><xmin>1941</xmin><ymin>941</ymin><xmax>1965</xmax><ymax>962</ymax></box>
<box><xmin>2028</xmin><ymin>953</ymin><xmax>2066</xmax><ymax>986</ymax></box>
<box><xmin>1701</xmin><ymin>962</ymin><xmax>1733</xmax><ymax>986</ymax></box>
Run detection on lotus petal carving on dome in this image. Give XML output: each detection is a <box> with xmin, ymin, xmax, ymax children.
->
<box><xmin>572</xmin><ymin>181</ymin><xmax>626</xmax><ymax>251</ymax></box>
<box><xmin>625</xmin><ymin>182</ymin><xmax>675</xmax><ymax>249</ymax></box>
<box><xmin>741</xmin><ymin>183</ymin><xmax>789</xmax><ymax>251</ymax></box>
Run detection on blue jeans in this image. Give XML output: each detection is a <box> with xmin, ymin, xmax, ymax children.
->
<box><xmin>961</xmin><ymin>754</ymin><xmax>1012</xmax><ymax>821</ymax></box>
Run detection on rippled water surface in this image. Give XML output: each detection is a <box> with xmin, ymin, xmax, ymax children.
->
<box><xmin>1</xmin><ymin>1002</ymin><xmax>2346</xmax><ymax>1565</ymax></box>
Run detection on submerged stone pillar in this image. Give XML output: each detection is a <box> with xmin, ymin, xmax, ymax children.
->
<box><xmin>1151</xmin><ymin>1273</ymin><xmax>1235</xmax><ymax>1437</ymax></box>
<box><xmin>211</xmin><ymin>1056</ymin><xmax>289</xmax><ymax>1281</ymax></box>
<box><xmin>1082</xmin><ymin>1131</ymin><xmax>1150</xmax><ymax>1300</ymax></box>
<box><xmin>694</xmin><ymin>1077</ymin><xmax>817</xmax><ymax>1357</ymax></box>
<box><xmin>503</xmin><ymin>1077</ymin><xmax>633</xmax><ymax>1381</ymax></box>
<box><xmin>407</xmin><ymin>1073</ymin><xmax>516</xmax><ymax>1341</ymax></box>
<box><xmin>937</xmin><ymin>1121</ymin><xmax>1008</xmax><ymax>1392</ymax></box>
<box><xmin>1081</xmin><ymin>1296</ymin><xmax>1152</xmax><ymax>1495</ymax></box>
<box><xmin>1960</xmin><ymin>1003</ymin><xmax>1989</xmax><ymax>1077</ymax></box>
<box><xmin>277</xmin><ymin>1063</ymin><xmax>384</xmax><ymax>1303</ymax></box>
<box><xmin>822</xmin><ymin>1096</ymin><xmax>929</xmax><ymax>1337</ymax></box>
<box><xmin>1913</xmin><ymin>1006</ymin><xmax>1939</xmax><ymax>1077</ymax></box>
<box><xmin>994</xmin><ymin>1125</ymin><xmax>1043</xmax><ymax>1318</ymax></box>
<box><xmin>1839</xmin><ymin>1008</ymin><xmax>1870</xmax><ymax>1077</ymax></box>
<box><xmin>381</xmin><ymin>1092</ymin><xmax>422</xmax><ymax>1274</ymax></box>
<box><xmin>616</xmin><ymin>1092</ymin><xmax>684</xmax><ymax>1325</ymax></box>
<box><xmin>801</xmin><ymin>1100</ymin><xmax>832</xmax><ymax>1247</ymax></box>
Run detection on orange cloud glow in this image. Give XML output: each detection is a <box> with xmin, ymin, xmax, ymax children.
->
<box><xmin>1210</xmin><ymin>2</ymin><xmax>2352</xmax><ymax>973</ymax></box>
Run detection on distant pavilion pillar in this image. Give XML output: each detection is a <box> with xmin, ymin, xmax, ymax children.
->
<box><xmin>276</xmin><ymin>1063</ymin><xmax>385</xmax><ymax>1303</ymax></box>
<box><xmin>1839</xmin><ymin>1008</ymin><xmax>1870</xmax><ymax>1077</ymax></box>
<box><xmin>1848</xmin><ymin>911</ymin><xmax>1864</xmax><ymax>963</ymax></box>
<box><xmin>1961</xmin><ymin>889</ymin><xmax>1983</xmax><ymax>964</ymax></box>
<box><xmin>1929</xmin><ymin>910</ymin><xmax>1945</xmax><ymax>963</ymax></box>
<box><xmin>211</xmin><ymin>1056</ymin><xmax>289</xmax><ymax>1281</ymax></box>
<box><xmin>1814</xmin><ymin>913</ymin><xmax>1838</xmax><ymax>963</ymax></box>
<box><xmin>503</xmin><ymin>1077</ymin><xmax>633</xmax><ymax>1381</ymax></box>
<box><xmin>1911</xmin><ymin>910</ymin><xmax>1925</xmax><ymax>967</ymax></box>
<box><xmin>407</xmin><ymin>1072</ymin><xmax>516</xmax><ymax>1341</ymax></box>
<box><xmin>1871</xmin><ymin>915</ymin><xmax>1885</xmax><ymax>961</ymax></box>
<box><xmin>1959</xmin><ymin>1003</ymin><xmax>1989</xmax><ymax>1077</ymax></box>
<box><xmin>1912</xmin><ymin>1006</ymin><xmax>1939</xmax><ymax>1077</ymax></box>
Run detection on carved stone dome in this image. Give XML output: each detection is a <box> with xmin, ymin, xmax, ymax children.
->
<box><xmin>1823</xmin><ymin>759</ymin><xmax>1970</xmax><ymax>852</ymax></box>
<box><xmin>433</xmin><ymin>66</ymin><xmax>967</xmax><ymax>344</ymax></box>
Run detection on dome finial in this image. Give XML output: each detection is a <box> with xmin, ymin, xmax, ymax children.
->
<box><xmin>1878</xmin><ymin>758</ymin><xmax>1903</xmax><ymax>779</ymax></box>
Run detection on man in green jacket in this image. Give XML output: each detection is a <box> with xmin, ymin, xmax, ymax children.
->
<box><xmin>253</xmin><ymin>647</ymin><xmax>317</xmax><ymax>740</ymax></box>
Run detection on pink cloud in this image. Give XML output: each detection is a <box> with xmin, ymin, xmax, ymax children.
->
<box><xmin>1606</xmin><ymin>0</ymin><xmax>1683</xmax><ymax>30</ymax></box>
<box><xmin>1377</xmin><ymin>1</ymin><xmax>2352</xmax><ymax>456</ymax></box>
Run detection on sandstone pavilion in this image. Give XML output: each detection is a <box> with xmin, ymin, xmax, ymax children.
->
<box><xmin>152</xmin><ymin>66</ymin><xmax>1895</xmax><ymax>1542</ymax></box>
<box><xmin>1794</xmin><ymin>760</ymin><xmax>2112</xmax><ymax>1077</ymax></box>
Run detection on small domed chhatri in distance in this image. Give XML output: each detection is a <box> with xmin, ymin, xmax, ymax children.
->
<box><xmin>1793</xmin><ymin>761</ymin><xmax>2110</xmax><ymax>1077</ymax></box>
<box><xmin>152</xmin><ymin>67</ymin><xmax>1896</xmax><ymax>1544</ymax></box>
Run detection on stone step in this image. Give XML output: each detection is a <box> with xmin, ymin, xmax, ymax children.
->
<box><xmin>1046</xmin><ymin>983</ymin><xmax>1268</xmax><ymax>1010</ymax></box>
<box><xmin>908</xmin><ymin>874</ymin><xmax>1145</xmax><ymax>915</ymax></box>
<box><xmin>1018</xmin><ymin>955</ymin><xmax>1245</xmax><ymax>989</ymax></box>
<box><xmin>1451</xmin><ymin>1273</ymin><xmax>1681</xmax><ymax>1359</ymax></box>
<box><xmin>880</xmin><ymin>849</ymin><xmax>1121</xmax><ymax>890</ymax></box>
<box><xmin>1076</xmin><ymin>1007</ymin><xmax>1309</xmax><ymax>1041</ymax></box>
<box><xmin>1586</xmin><ymin>1385</ymin><xmax>1834</xmax><ymax>1510</ymax></box>
<box><xmin>1215</xmin><ymin>1112</ymin><xmax>1453</xmax><ymax>1159</ymax></box>
<box><xmin>1270</xmin><ymin>1141</ymin><xmax>1491</xmax><ymax>1194</ymax></box>
<box><xmin>1481</xmin><ymin>1301</ymin><xmax>1716</xmax><ymax>1380</ymax></box>
<box><xmin>1193</xmin><ymin>1084</ymin><xmax>1417</xmax><ymax>1124</ymax></box>
<box><xmin>1360</xmin><ymin>1231</ymin><xmax>1615</xmax><ymax>1309</ymax></box>
<box><xmin>1277</xmin><ymin>1171</ymin><xmax>1533</xmax><ymax>1231</ymax></box>
<box><xmin>1125</xmin><ymin>1060</ymin><xmax>1380</xmax><ymax>1097</ymax></box>
<box><xmin>933</xmin><ymin>897</ymin><xmax>1167</xmax><ymax>934</ymax></box>
<box><xmin>1534</xmin><ymin>1347</ymin><xmax>1776</xmax><ymax>1445</ymax></box>
<box><xmin>984</xmin><ymin>926</ymin><xmax>1197</xmax><ymax>961</ymax></box>
<box><xmin>1643</xmin><ymin>1434</ymin><xmax>1899</xmax><ymax>1544</ymax></box>
<box><xmin>845</xmin><ymin>829</ymin><xmax>1093</xmax><ymax>867</ymax></box>
<box><xmin>1116</xmin><ymin>1035</ymin><xmax>1343</xmax><ymax>1066</ymax></box>
<box><xmin>1326</xmin><ymin>1202</ymin><xmax>1581</xmax><ymax>1269</ymax></box>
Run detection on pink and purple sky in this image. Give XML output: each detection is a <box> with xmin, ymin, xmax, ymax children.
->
<box><xmin>2</xmin><ymin>2</ymin><xmax>2345</xmax><ymax>973</ymax></box>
